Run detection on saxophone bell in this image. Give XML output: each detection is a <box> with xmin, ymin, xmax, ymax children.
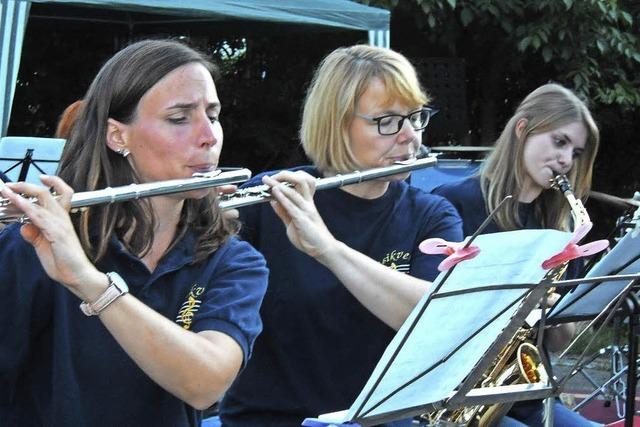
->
<box><xmin>517</xmin><ymin>342</ymin><xmax>548</xmax><ymax>384</ymax></box>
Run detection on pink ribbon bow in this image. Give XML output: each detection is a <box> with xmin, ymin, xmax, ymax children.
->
<box><xmin>541</xmin><ymin>222</ymin><xmax>609</xmax><ymax>270</ymax></box>
<box><xmin>419</xmin><ymin>238</ymin><xmax>480</xmax><ymax>272</ymax></box>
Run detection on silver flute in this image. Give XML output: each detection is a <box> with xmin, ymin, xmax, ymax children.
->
<box><xmin>219</xmin><ymin>156</ymin><xmax>437</xmax><ymax>210</ymax></box>
<box><xmin>0</xmin><ymin>168</ymin><xmax>252</xmax><ymax>223</ymax></box>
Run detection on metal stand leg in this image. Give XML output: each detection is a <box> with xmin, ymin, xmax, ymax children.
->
<box><xmin>17</xmin><ymin>149</ymin><xmax>34</xmax><ymax>182</ymax></box>
<box><xmin>543</xmin><ymin>396</ymin><xmax>554</xmax><ymax>427</ymax></box>
<box><xmin>624</xmin><ymin>294</ymin><xmax>640</xmax><ymax>427</ymax></box>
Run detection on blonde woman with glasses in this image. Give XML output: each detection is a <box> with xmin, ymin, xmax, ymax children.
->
<box><xmin>219</xmin><ymin>45</ymin><xmax>463</xmax><ymax>427</ymax></box>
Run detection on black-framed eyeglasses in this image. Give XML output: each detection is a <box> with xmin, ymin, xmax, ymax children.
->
<box><xmin>355</xmin><ymin>106</ymin><xmax>438</xmax><ymax>136</ymax></box>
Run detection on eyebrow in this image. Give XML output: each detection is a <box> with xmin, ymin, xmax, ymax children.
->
<box><xmin>559</xmin><ymin>132</ymin><xmax>572</xmax><ymax>143</ymax></box>
<box><xmin>558</xmin><ymin>132</ymin><xmax>587</xmax><ymax>153</ymax></box>
<box><xmin>370</xmin><ymin>106</ymin><xmax>423</xmax><ymax>117</ymax></box>
<box><xmin>166</xmin><ymin>101</ymin><xmax>221</xmax><ymax>111</ymax></box>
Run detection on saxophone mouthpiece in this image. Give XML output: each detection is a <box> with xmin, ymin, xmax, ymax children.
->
<box><xmin>550</xmin><ymin>174</ymin><xmax>571</xmax><ymax>193</ymax></box>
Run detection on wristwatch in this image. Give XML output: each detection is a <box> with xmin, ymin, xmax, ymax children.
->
<box><xmin>79</xmin><ymin>272</ymin><xmax>129</xmax><ymax>316</ymax></box>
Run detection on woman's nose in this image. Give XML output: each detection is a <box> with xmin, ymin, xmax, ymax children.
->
<box><xmin>198</xmin><ymin>115</ymin><xmax>221</xmax><ymax>147</ymax></box>
<box><xmin>557</xmin><ymin>147</ymin><xmax>573</xmax><ymax>171</ymax></box>
<box><xmin>396</xmin><ymin>118</ymin><xmax>420</xmax><ymax>144</ymax></box>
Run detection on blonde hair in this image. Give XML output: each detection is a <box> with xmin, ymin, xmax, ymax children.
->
<box><xmin>300</xmin><ymin>45</ymin><xmax>428</xmax><ymax>174</ymax></box>
<box><xmin>481</xmin><ymin>83</ymin><xmax>600</xmax><ymax>231</ymax></box>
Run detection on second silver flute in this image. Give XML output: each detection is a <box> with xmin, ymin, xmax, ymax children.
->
<box><xmin>219</xmin><ymin>156</ymin><xmax>437</xmax><ymax>210</ymax></box>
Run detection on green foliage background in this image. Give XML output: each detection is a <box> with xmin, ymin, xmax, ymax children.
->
<box><xmin>8</xmin><ymin>1</ymin><xmax>639</xmax><ymax>238</ymax></box>
<box><xmin>360</xmin><ymin>0</ymin><xmax>640</xmax><ymax>237</ymax></box>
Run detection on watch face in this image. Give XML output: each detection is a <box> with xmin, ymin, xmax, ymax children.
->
<box><xmin>107</xmin><ymin>272</ymin><xmax>129</xmax><ymax>294</ymax></box>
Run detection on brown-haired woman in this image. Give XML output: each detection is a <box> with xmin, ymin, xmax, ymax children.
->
<box><xmin>0</xmin><ymin>39</ymin><xmax>267</xmax><ymax>427</ymax></box>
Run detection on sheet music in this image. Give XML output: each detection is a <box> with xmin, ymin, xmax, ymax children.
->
<box><xmin>320</xmin><ymin>229</ymin><xmax>573</xmax><ymax>424</ymax></box>
<box><xmin>550</xmin><ymin>226</ymin><xmax>640</xmax><ymax>321</ymax></box>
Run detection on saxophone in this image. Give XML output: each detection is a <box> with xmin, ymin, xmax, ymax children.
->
<box><xmin>421</xmin><ymin>174</ymin><xmax>590</xmax><ymax>427</ymax></box>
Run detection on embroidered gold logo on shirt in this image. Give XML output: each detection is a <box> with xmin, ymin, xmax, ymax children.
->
<box><xmin>176</xmin><ymin>284</ymin><xmax>205</xmax><ymax>330</ymax></box>
<box><xmin>381</xmin><ymin>250</ymin><xmax>411</xmax><ymax>273</ymax></box>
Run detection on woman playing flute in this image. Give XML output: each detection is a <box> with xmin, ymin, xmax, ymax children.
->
<box><xmin>219</xmin><ymin>45</ymin><xmax>463</xmax><ymax>427</ymax></box>
<box><xmin>0</xmin><ymin>39</ymin><xmax>268</xmax><ymax>427</ymax></box>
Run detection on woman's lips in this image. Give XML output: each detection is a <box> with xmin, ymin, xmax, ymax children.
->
<box><xmin>387</xmin><ymin>154</ymin><xmax>415</xmax><ymax>163</ymax></box>
<box><xmin>190</xmin><ymin>164</ymin><xmax>216</xmax><ymax>173</ymax></box>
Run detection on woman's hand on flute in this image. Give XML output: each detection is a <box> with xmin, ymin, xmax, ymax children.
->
<box><xmin>263</xmin><ymin>171</ymin><xmax>337</xmax><ymax>260</ymax></box>
<box><xmin>0</xmin><ymin>176</ymin><xmax>104</xmax><ymax>297</ymax></box>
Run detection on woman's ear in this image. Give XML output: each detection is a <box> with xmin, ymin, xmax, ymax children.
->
<box><xmin>515</xmin><ymin>118</ymin><xmax>528</xmax><ymax>140</ymax></box>
<box><xmin>106</xmin><ymin>118</ymin><xmax>129</xmax><ymax>156</ymax></box>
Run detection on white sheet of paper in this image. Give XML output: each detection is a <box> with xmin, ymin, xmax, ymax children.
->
<box><xmin>322</xmin><ymin>229</ymin><xmax>572</xmax><ymax>424</ymax></box>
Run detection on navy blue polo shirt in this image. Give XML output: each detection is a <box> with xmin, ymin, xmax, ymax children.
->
<box><xmin>432</xmin><ymin>176</ymin><xmax>582</xmax><ymax>278</ymax></box>
<box><xmin>220</xmin><ymin>166</ymin><xmax>463</xmax><ymax>427</ymax></box>
<box><xmin>431</xmin><ymin>176</ymin><xmax>501</xmax><ymax>236</ymax></box>
<box><xmin>0</xmin><ymin>225</ymin><xmax>268</xmax><ymax>427</ymax></box>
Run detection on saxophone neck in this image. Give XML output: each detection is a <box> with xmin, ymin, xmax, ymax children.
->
<box><xmin>552</xmin><ymin>174</ymin><xmax>590</xmax><ymax>229</ymax></box>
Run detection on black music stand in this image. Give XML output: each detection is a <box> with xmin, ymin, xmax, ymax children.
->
<box><xmin>0</xmin><ymin>137</ymin><xmax>66</xmax><ymax>183</ymax></box>
<box><xmin>549</xmin><ymin>222</ymin><xmax>640</xmax><ymax>427</ymax></box>
<box><xmin>303</xmin><ymin>229</ymin><xmax>577</xmax><ymax>426</ymax></box>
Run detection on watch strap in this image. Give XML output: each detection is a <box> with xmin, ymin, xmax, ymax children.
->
<box><xmin>79</xmin><ymin>272</ymin><xmax>129</xmax><ymax>316</ymax></box>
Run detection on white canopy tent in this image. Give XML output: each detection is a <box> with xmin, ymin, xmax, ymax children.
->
<box><xmin>0</xmin><ymin>0</ymin><xmax>390</xmax><ymax>136</ymax></box>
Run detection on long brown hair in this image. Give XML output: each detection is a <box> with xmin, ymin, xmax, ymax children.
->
<box><xmin>57</xmin><ymin>39</ymin><xmax>236</xmax><ymax>263</ymax></box>
<box><xmin>480</xmin><ymin>83</ymin><xmax>599</xmax><ymax>231</ymax></box>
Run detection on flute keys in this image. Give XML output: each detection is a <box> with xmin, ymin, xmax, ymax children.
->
<box><xmin>0</xmin><ymin>195</ymin><xmax>41</xmax><ymax>224</ymax></box>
